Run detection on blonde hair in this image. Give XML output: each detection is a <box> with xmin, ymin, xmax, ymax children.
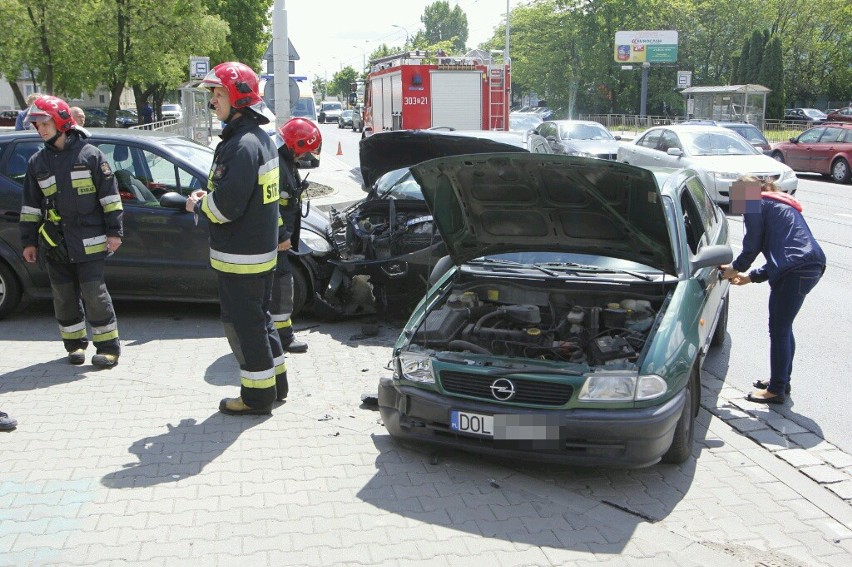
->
<box><xmin>25</xmin><ymin>93</ymin><xmax>42</xmax><ymax>106</ymax></box>
<box><xmin>737</xmin><ymin>174</ymin><xmax>779</xmax><ymax>192</ymax></box>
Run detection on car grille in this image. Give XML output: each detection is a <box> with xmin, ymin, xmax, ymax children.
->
<box><xmin>439</xmin><ymin>371</ymin><xmax>573</xmax><ymax>406</ymax></box>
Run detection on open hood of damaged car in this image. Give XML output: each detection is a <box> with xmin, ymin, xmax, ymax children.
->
<box><xmin>359</xmin><ymin>130</ymin><xmax>529</xmax><ymax>188</ymax></box>
<box><xmin>410</xmin><ymin>153</ymin><xmax>677</xmax><ymax>274</ymax></box>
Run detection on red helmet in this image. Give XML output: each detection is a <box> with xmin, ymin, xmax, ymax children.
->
<box><xmin>25</xmin><ymin>95</ymin><xmax>76</xmax><ymax>133</ymax></box>
<box><xmin>200</xmin><ymin>61</ymin><xmax>274</xmax><ymax>124</ymax></box>
<box><xmin>278</xmin><ymin>117</ymin><xmax>322</xmax><ymax>157</ymax></box>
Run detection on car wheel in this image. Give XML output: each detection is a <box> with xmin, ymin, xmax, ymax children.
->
<box><xmin>771</xmin><ymin>151</ymin><xmax>785</xmax><ymax>164</ymax></box>
<box><xmin>710</xmin><ymin>295</ymin><xmax>728</xmax><ymax>348</ymax></box>
<box><xmin>0</xmin><ymin>261</ymin><xmax>22</xmax><ymax>320</ymax></box>
<box><xmin>831</xmin><ymin>158</ymin><xmax>851</xmax><ymax>184</ymax></box>
<box><xmin>289</xmin><ymin>257</ymin><xmax>309</xmax><ymax>318</ymax></box>
<box><xmin>661</xmin><ymin>367</ymin><xmax>698</xmax><ymax>464</ymax></box>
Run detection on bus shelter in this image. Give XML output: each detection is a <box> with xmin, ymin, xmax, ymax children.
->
<box><xmin>681</xmin><ymin>84</ymin><xmax>769</xmax><ymax>128</ymax></box>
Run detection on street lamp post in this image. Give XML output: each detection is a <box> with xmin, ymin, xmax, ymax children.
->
<box><xmin>392</xmin><ymin>24</ymin><xmax>410</xmax><ymax>47</ymax></box>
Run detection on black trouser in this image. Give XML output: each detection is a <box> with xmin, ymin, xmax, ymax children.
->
<box><xmin>271</xmin><ymin>252</ymin><xmax>295</xmax><ymax>344</ymax></box>
<box><xmin>46</xmin><ymin>259</ymin><xmax>120</xmax><ymax>356</ymax></box>
<box><xmin>217</xmin><ymin>272</ymin><xmax>285</xmax><ymax>408</ymax></box>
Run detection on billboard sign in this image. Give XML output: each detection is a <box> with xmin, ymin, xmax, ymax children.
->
<box><xmin>614</xmin><ymin>31</ymin><xmax>678</xmax><ymax>64</ymax></box>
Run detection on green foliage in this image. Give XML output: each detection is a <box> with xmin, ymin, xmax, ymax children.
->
<box><xmin>204</xmin><ymin>0</ymin><xmax>273</xmax><ymax>68</ymax></box>
<box><xmin>329</xmin><ymin>66</ymin><xmax>359</xmax><ymax>98</ymax></box>
<box><xmin>421</xmin><ymin>1</ymin><xmax>469</xmax><ymax>52</ymax></box>
<box><xmin>759</xmin><ymin>37</ymin><xmax>784</xmax><ymax>119</ymax></box>
<box><xmin>745</xmin><ymin>30</ymin><xmax>765</xmax><ymax>83</ymax></box>
<box><xmin>312</xmin><ymin>76</ymin><xmax>327</xmax><ymax>100</ymax></box>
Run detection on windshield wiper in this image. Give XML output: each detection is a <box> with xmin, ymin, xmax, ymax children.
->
<box><xmin>537</xmin><ymin>262</ymin><xmax>654</xmax><ymax>281</ymax></box>
<box><xmin>467</xmin><ymin>258</ymin><xmax>561</xmax><ymax>277</ymax></box>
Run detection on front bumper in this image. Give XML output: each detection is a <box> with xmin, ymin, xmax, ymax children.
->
<box><xmin>713</xmin><ymin>175</ymin><xmax>798</xmax><ymax>203</ymax></box>
<box><xmin>378</xmin><ymin>377</ymin><xmax>686</xmax><ymax>468</ymax></box>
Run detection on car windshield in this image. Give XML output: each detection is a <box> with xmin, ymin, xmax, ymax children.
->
<box><xmin>477</xmin><ymin>251</ymin><xmax>660</xmax><ymax>274</ymax></box>
<box><xmin>803</xmin><ymin>108</ymin><xmax>826</xmax><ymax>118</ymax></box>
<box><xmin>509</xmin><ymin>114</ymin><xmax>542</xmax><ymax>132</ymax></box>
<box><xmin>162</xmin><ymin>105</ymin><xmax>180</xmax><ymax>112</ymax></box>
<box><xmin>341</xmin><ymin>110</ymin><xmax>353</xmax><ymax>117</ymax></box>
<box><xmin>323</xmin><ymin>103</ymin><xmax>342</xmax><ymax>111</ymax></box>
<box><xmin>681</xmin><ymin>131</ymin><xmax>757</xmax><ymax>156</ymax></box>
<box><xmin>375</xmin><ymin>168</ymin><xmax>423</xmax><ymax>200</ymax></box>
<box><xmin>292</xmin><ymin>97</ymin><xmax>316</xmax><ymax>119</ymax></box>
<box><xmin>161</xmin><ymin>138</ymin><xmax>214</xmax><ymax>172</ymax></box>
<box><xmin>561</xmin><ymin>124</ymin><xmax>613</xmax><ymax>141</ymax></box>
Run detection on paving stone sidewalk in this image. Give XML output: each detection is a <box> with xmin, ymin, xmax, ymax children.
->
<box><xmin>1</xmin><ymin>302</ymin><xmax>850</xmax><ymax>566</ymax></box>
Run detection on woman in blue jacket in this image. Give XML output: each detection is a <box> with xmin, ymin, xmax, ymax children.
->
<box><xmin>721</xmin><ymin>177</ymin><xmax>826</xmax><ymax>404</ymax></box>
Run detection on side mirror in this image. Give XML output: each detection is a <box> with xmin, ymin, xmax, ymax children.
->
<box><xmin>666</xmin><ymin>148</ymin><xmax>683</xmax><ymax>156</ymax></box>
<box><xmin>690</xmin><ymin>244</ymin><xmax>733</xmax><ymax>274</ymax></box>
<box><xmin>789</xmin><ymin>137</ymin><xmax>798</xmax><ymax>143</ymax></box>
<box><xmin>614</xmin><ymin>135</ymin><xmax>622</xmax><ymax>141</ymax></box>
<box><xmin>159</xmin><ymin>191</ymin><xmax>189</xmax><ymax>210</ymax></box>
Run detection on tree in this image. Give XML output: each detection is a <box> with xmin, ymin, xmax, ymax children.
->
<box><xmin>204</xmin><ymin>0</ymin><xmax>273</xmax><ymax>67</ymax></box>
<box><xmin>759</xmin><ymin>36</ymin><xmax>784</xmax><ymax>119</ymax></box>
<box><xmin>745</xmin><ymin>30</ymin><xmax>765</xmax><ymax>83</ymax></box>
<box><xmin>421</xmin><ymin>1</ymin><xmax>469</xmax><ymax>53</ymax></box>
<box><xmin>329</xmin><ymin>66</ymin><xmax>359</xmax><ymax>98</ymax></box>
<box><xmin>312</xmin><ymin>76</ymin><xmax>327</xmax><ymax>100</ymax></box>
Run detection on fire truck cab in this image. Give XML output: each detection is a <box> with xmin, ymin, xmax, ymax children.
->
<box><xmin>362</xmin><ymin>50</ymin><xmax>510</xmax><ymax>137</ymax></box>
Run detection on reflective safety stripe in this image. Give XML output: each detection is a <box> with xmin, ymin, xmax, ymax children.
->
<box><xmin>277</xmin><ymin>217</ymin><xmax>284</xmax><ymax>227</ymax></box>
<box><xmin>71</xmin><ymin>171</ymin><xmax>96</xmax><ymax>195</ymax></box>
<box><xmin>83</xmin><ymin>234</ymin><xmax>107</xmax><ymax>255</ymax></box>
<box><xmin>278</xmin><ymin>198</ymin><xmax>290</xmax><ymax>206</ymax></box>
<box><xmin>272</xmin><ymin>314</ymin><xmax>292</xmax><ymax>330</ymax></box>
<box><xmin>92</xmin><ymin>321</ymin><xmax>119</xmax><ymax>343</ymax></box>
<box><xmin>274</xmin><ymin>353</ymin><xmax>287</xmax><ymax>376</ymax></box>
<box><xmin>201</xmin><ymin>193</ymin><xmax>230</xmax><ymax>224</ymax></box>
<box><xmin>240</xmin><ymin>367</ymin><xmax>276</xmax><ymax>390</ymax></box>
<box><xmin>209</xmin><ymin>248</ymin><xmax>277</xmax><ymax>274</ymax></box>
<box><xmin>70</xmin><ymin>170</ymin><xmax>92</xmax><ymax>181</ymax></box>
<box><xmin>59</xmin><ymin>321</ymin><xmax>87</xmax><ymax>340</ymax></box>
<box><xmin>259</xmin><ymin>159</ymin><xmax>279</xmax><ymax>205</ymax></box>
<box><xmin>20</xmin><ymin>206</ymin><xmax>42</xmax><ymax>223</ymax></box>
<box><xmin>100</xmin><ymin>194</ymin><xmax>123</xmax><ymax>213</ymax></box>
<box><xmin>38</xmin><ymin>224</ymin><xmax>58</xmax><ymax>247</ymax></box>
<box><xmin>38</xmin><ymin>175</ymin><xmax>58</xmax><ymax>197</ymax></box>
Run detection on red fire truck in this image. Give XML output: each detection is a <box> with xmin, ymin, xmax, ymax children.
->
<box><xmin>361</xmin><ymin>50</ymin><xmax>510</xmax><ymax>137</ymax></box>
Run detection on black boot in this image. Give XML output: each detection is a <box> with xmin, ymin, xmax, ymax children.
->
<box><xmin>219</xmin><ymin>397</ymin><xmax>272</xmax><ymax>416</ymax></box>
<box><xmin>276</xmin><ymin>372</ymin><xmax>289</xmax><ymax>402</ymax></box>
<box><xmin>281</xmin><ymin>336</ymin><xmax>308</xmax><ymax>353</ymax></box>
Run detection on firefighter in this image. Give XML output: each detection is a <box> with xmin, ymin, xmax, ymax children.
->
<box><xmin>272</xmin><ymin>118</ymin><xmax>322</xmax><ymax>354</ymax></box>
<box><xmin>185</xmin><ymin>62</ymin><xmax>287</xmax><ymax>415</ymax></box>
<box><xmin>20</xmin><ymin>95</ymin><xmax>123</xmax><ymax>367</ymax></box>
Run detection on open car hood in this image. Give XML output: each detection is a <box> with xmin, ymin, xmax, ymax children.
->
<box><xmin>410</xmin><ymin>153</ymin><xmax>676</xmax><ymax>273</ymax></box>
<box><xmin>359</xmin><ymin>130</ymin><xmax>528</xmax><ymax>188</ymax></box>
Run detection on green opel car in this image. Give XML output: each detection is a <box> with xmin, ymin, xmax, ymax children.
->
<box><xmin>378</xmin><ymin>153</ymin><xmax>732</xmax><ymax>467</ymax></box>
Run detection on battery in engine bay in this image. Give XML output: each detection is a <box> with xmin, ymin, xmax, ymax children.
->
<box><xmin>590</xmin><ymin>335</ymin><xmax>635</xmax><ymax>364</ymax></box>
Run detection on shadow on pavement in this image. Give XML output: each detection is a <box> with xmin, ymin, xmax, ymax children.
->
<box><xmin>101</xmin><ymin>412</ymin><xmax>270</xmax><ymax>489</ymax></box>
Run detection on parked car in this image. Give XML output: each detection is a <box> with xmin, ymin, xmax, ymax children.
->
<box><xmin>318</xmin><ymin>101</ymin><xmax>343</xmax><ymax>124</ymax></box>
<box><xmin>0</xmin><ymin>110</ymin><xmax>19</xmax><ymax>127</ymax></box>
<box><xmin>320</xmin><ymin>129</ymin><xmax>552</xmax><ymax>316</ymax></box>
<box><xmin>115</xmin><ymin>109</ymin><xmax>138</xmax><ymax>128</ymax></box>
<box><xmin>338</xmin><ymin>109</ymin><xmax>354</xmax><ymax>129</ymax></box>
<box><xmin>508</xmin><ymin>112</ymin><xmax>543</xmax><ymax>133</ymax></box>
<box><xmin>351</xmin><ymin>105</ymin><xmax>364</xmax><ymax>133</ymax></box>
<box><xmin>160</xmin><ymin>104</ymin><xmax>183</xmax><ymax>121</ymax></box>
<box><xmin>378</xmin><ymin>153</ymin><xmax>732</xmax><ymax>467</ymax></box>
<box><xmin>784</xmin><ymin>108</ymin><xmax>827</xmax><ymax>123</ymax></box>
<box><xmin>0</xmin><ymin>129</ymin><xmax>332</xmax><ymax>319</ymax></box>
<box><xmin>683</xmin><ymin>119</ymin><xmax>771</xmax><ymax>154</ymax></box>
<box><xmin>826</xmin><ymin>107</ymin><xmax>852</xmax><ymax>123</ymax></box>
<box><xmin>82</xmin><ymin>108</ymin><xmax>108</xmax><ymax>128</ymax></box>
<box><xmin>535</xmin><ymin>120</ymin><xmax>622</xmax><ymax>159</ymax></box>
<box><xmin>618</xmin><ymin>124</ymin><xmax>797</xmax><ymax>203</ymax></box>
<box><xmin>771</xmin><ymin>123</ymin><xmax>852</xmax><ymax>183</ymax></box>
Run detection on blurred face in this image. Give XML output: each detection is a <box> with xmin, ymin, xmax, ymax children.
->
<box><xmin>33</xmin><ymin>119</ymin><xmax>59</xmax><ymax>141</ymax></box>
<box><xmin>209</xmin><ymin>86</ymin><xmax>232</xmax><ymax>121</ymax></box>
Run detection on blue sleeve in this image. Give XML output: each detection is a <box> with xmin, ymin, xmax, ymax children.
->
<box><xmin>731</xmin><ymin>210</ymin><xmax>764</xmax><ymax>274</ymax></box>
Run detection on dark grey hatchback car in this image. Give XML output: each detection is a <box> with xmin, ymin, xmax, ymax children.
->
<box><xmin>0</xmin><ymin>129</ymin><xmax>332</xmax><ymax>319</ymax></box>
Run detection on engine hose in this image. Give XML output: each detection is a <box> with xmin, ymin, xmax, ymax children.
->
<box><xmin>448</xmin><ymin>340</ymin><xmax>492</xmax><ymax>355</ymax></box>
<box><xmin>473</xmin><ymin>309</ymin><xmax>502</xmax><ymax>334</ymax></box>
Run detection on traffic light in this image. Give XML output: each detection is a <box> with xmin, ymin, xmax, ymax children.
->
<box><xmin>348</xmin><ymin>92</ymin><xmax>357</xmax><ymax>105</ymax></box>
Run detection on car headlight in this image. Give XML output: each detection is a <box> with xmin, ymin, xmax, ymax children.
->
<box><xmin>578</xmin><ymin>372</ymin><xmax>666</xmax><ymax>401</ymax></box>
<box><xmin>299</xmin><ymin>229</ymin><xmax>332</xmax><ymax>255</ymax></box>
<box><xmin>713</xmin><ymin>171</ymin><xmax>740</xmax><ymax>181</ymax></box>
<box><xmin>397</xmin><ymin>351</ymin><xmax>435</xmax><ymax>384</ymax></box>
<box><xmin>778</xmin><ymin>169</ymin><xmax>794</xmax><ymax>181</ymax></box>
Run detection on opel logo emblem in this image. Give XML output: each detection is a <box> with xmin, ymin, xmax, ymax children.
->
<box><xmin>490</xmin><ymin>378</ymin><xmax>516</xmax><ymax>401</ymax></box>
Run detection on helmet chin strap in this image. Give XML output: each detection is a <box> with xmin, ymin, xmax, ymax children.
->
<box><xmin>45</xmin><ymin>130</ymin><xmax>63</xmax><ymax>146</ymax></box>
<box><xmin>223</xmin><ymin>107</ymin><xmax>239</xmax><ymax>123</ymax></box>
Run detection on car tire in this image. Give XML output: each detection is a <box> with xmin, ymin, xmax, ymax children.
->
<box><xmin>0</xmin><ymin>261</ymin><xmax>22</xmax><ymax>320</ymax></box>
<box><xmin>831</xmin><ymin>158</ymin><xmax>851</xmax><ymax>184</ymax></box>
<box><xmin>661</xmin><ymin>367</ymin><xmax>698</xmax><ymax>464</ymax></box>
<box><xmin>289</xmin><ymin>257</ymin><xmax>309</xmax><ymax>317</ymax></box>
<box><xmin>710</xmin><ymin>295</ymin><xmax>728</xmax><ymax>348</ymax></box>
<box><xmin>771</xmin><ymin>151</ymin><xmax>785</xmax><ymax>164</ymax></box>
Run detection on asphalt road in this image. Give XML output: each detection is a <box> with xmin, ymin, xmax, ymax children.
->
<box><xmin>315</xmin><ymin>121</ymin><xmax>852</xmax><ymax>453</ymax></box>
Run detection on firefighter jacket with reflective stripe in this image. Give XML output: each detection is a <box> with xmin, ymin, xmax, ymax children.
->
<box><xmin>198</xmin><ymin>114</ymin><xmax>280</xmax><ymax>275</ymax></box>
<box><xmin>20</xmin><ymin>132</ymin><xmax>123</xmax><ymax>263</ymax></box>
<box><xmin>277</xmin><ymin>150</ymin><xmax>302</xmax><ymax>249</ymax></box>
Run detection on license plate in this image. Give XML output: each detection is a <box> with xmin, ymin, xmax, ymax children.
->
<box><xmin>450</xmin><ymin>410</ymin><xmax>494</xmax><ymax>437</ymax></box>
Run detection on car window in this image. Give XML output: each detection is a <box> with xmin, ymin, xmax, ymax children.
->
<box><xmin>382</xmin><ymin>171</ymin><xmax>423</xmax><ymax>200</ymax></box>
<box><xmin>819</xmin><ymin>127</ymin><xmax>846</xmax><ymax>143</ymax></box>
<box><xmin>728</xmin><ymin>125</ymin><xmax>768</xmax><ymax>145</ymax></box>
<box><xmin>142</xmin><ymin>149</ymin><xmax>199</xmax><ymax>196</ymax></box>
<box><xmin>798</xmin><ymin>128</ymin><xmax>823</xmax><ymax>144</ymax></box>
<box><xmin>561</xmin><ymin>123</ymin><xmax>613</xmax><ymax>140</ymax></box>
<box><xmin>659</xmin><ymin>130</ymin><xmax>682</xmax><ymax>152</ymax></box>
<box><xmin>680</xmin><ymin>188</ymin><xmax>707</xmax><ymax>255</ymax></box>
<box><xmin>845</xmin><ymin>130</ymin><xmax>852</xmax><ymax>143</ymax></box>
<box><xmin>537</xmin><ymin>122</ymin><xmax>556</xmax><ymax>138</ymax></box>
<box><xmin>1</xmin><ymin>141</ymin><xmax>42</xmax><ymax>183</ymax></box>
<box><xmin>683</xmin><ymin>131</ymin><xmax>755</xmax><ymax>155</ymax></box>
<box><xmin>685</xmin><ymin>177</ymin><xmax>717</xmax><ymax>232</ymax></box>
<box><xmin>94</xmin><ymin>143</ymin><xmax>159</xmax><ymax>205</ymax></box>
<box><xmin>637</xmin><ymin>130</ymin><xmax>662</xmax><ymax>149</ymax></box>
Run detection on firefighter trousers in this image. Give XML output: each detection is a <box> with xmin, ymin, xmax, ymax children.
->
<box><xmin>271</xmin><ymin>251</ymin><xmax>299</xmax><ymax>345</ymax></box>
<box><xmin>217</xmin><ymin>272</ymin><xmax>286</xmax><ymax>408</ymax></box>
<box><xmin>46</xmin><ymin>259</ymin><xmax>120</xmax><ymax>355</ymax></box>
